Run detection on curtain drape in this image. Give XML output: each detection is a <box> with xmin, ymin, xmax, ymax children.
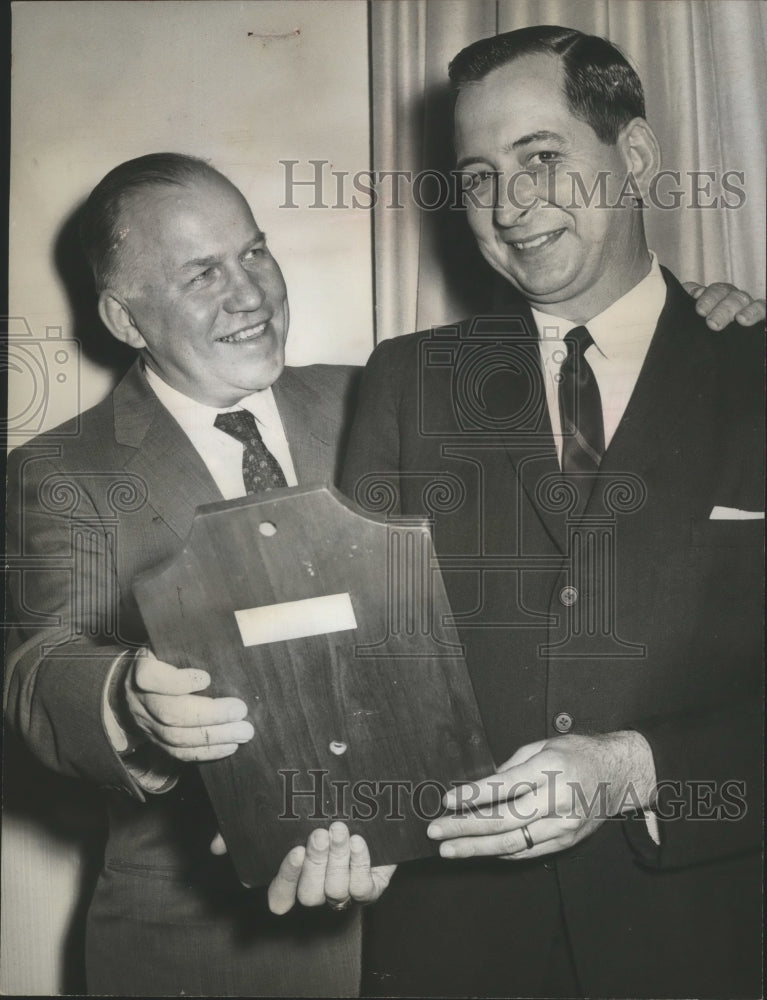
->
<box><xmin>370</xmin><ymin>0</ymin><xmax>767</xmax><ymax>341</ymax></box>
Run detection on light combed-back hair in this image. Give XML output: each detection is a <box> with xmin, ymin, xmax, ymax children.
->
<box><xmin>79</xmin><ymin>152</ymin><xmax>226</xmax><ymax>292</ymax></box>
<box><xmin>448</xmin><ymin>25</ymin><xmax>646</xmax><ymax>145</ymax></box>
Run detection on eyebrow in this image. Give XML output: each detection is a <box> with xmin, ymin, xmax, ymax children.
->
<box><xmin>456</xmin><ymin>130</ymin><xmax>567</xmax><ymax>170</ymax></box>
<box><xmin>180</xmin><ymin>255</ymin><xmax>218</xmax><ymax>272</ymax></box>
<box><xmin>506</xmin><ymin>130</ymin><xmax>567</xmax><ymax>152</ymax></box>
<box><xmin>179</xmin><ymin>232</ymin><xmax>267</xmax><ymax>272</ymax></box>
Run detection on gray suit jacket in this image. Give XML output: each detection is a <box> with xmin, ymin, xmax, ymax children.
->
<box><xmin>5</xmin><ymin>359</ymin><xmax>362</xmax><ymax>996</ymax></box>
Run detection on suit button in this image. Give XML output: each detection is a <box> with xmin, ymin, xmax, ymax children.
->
<box><xmin>553</xmin><ymin>712</ymin><xmax>573</xmax><ymax>733</ymax></box>
<box><xmin>559</xmin><ymin>586</ymin><xmax>578</xmax><ymax>606</ymax></box>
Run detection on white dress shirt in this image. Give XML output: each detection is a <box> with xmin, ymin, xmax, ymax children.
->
<box><xmin>533</xmin><ymin>252</ymin><xmax>667</xmax><ymax>465</ymax></box>
<box><xmin>144</xmin><ymin>365</ymin><xmax>298</xmax><ymax>495</ymax></box>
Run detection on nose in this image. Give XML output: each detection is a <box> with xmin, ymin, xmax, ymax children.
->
<box><xmin>493</xmin><ymin>169</ymin><xmax>538</xmax><ymax>229</ymax></box>
<box><xmin>223</xmin><ymin>264</ymin><xmax>265</xmax><ymax>313</ymax></box>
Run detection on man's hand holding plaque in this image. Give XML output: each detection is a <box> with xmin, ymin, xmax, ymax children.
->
<box><xmin>210</xmin><ymin>823</ymin><xmax>396</xmax><ymax>913</ymax></box>
<box><xmin>122</xmin><ymin>648</ymin><xmax>255</xmax><ymax>762</ymax></box>
<box><xmin>268</xmin><ymin>823</ymin><xmax>397</xmax><ymax>914</ymax></box>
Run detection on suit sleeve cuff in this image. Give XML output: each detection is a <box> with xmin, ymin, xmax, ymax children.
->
<box><xmin>102</xmin><ymin>651</ymin><xmax>178</xmax><ymax>795</ymax></box>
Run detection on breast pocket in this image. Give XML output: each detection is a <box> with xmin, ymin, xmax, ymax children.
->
<box><xmin>690</xmin><ymin>517</ymin><xmax>765</xmax><ymax>550</ymax></box>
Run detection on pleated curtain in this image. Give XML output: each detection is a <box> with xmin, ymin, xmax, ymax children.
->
<box><xmin>369</xmin><ymin>0</ymin><xmax>767</xmax><ymax>341</ymax></box>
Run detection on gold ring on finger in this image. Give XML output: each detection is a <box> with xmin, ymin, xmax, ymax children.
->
<box><xmin>328</xmin><ymin>896</ymin><xmax>353</xmax><ymax>912</ymax></box>
<box><xmin>521</xmin><ymin>825</ymin><xmax>534</xmax><ymax>850</ymax></box>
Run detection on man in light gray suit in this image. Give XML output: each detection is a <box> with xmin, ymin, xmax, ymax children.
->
<box><xmin>5</xmin><ymin>153</ymin><xmax>360</xmax><ymax>996</ymax></box>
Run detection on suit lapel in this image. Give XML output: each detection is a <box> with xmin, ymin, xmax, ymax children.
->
<box><xmin>112</xmin><ymin>362</ymin><xmax>222</xmax><ymax>540</ymax></box>
<box><xmin>598</xmin><ymin>268</ymin><xmax>715</xmax><ymax>483</ymax></box>
<box><xmin>110</xmin><ymin>364</ymin><xmax>338</xmax><ymax>542</ymax></box>
<box><xmin>273</xmin><ymin>367</ymin><xmax>336</xmax><ymax>484</ymax></box>
<box><xmin>474</xmin><ymin>303</ymin><xmax>566</xmax><ymax>553</ymax></box>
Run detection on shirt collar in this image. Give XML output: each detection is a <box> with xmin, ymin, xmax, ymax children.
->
<box><xmin>531</xmin><ymin>251</ymin><xmax>667</xmax><ymax>359</ymax></box>
<box><xmin>143</xmin><ymin>363</ymin><xmax>278</xmax><ymax>426</ymax></box>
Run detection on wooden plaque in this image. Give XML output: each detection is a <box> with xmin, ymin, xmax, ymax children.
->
<box><xmin>133</xmin><ymin>485</ymin><xmax>493</xmax><ymax>887</ymax></box>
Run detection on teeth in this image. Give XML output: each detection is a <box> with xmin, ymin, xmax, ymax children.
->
<box><xmin>218</xmin><ymin>322</ymin><xmax>267</xmax><ymax>344</ymax></box>
<box><xmin>512</xmin><ymin>233</ymin><xmax>555</xmax><ymax>250</ymax></box>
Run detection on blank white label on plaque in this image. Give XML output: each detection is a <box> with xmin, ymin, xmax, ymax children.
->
<box><xmin>234</xmin><ymin>593</ymin><xmax>357</xmax><ymax>647</ymax></box>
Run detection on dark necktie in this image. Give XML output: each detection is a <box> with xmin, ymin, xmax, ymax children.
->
<box><xmin>214</xmin><ymin>409</ymin><xmax>288</xmax><ymax>494</ymax></box>
<box><xmin>558</xmin><ymin>325</ymin><xmax>605</xmax><ymax>474</ymax></box>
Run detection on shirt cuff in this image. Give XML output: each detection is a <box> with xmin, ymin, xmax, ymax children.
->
<box><xmin>637</xmin><ymin>734</ymin><xmax>660</xmax><ymax>844</ymax></box>
<box><xmin>644</xmin><ymin>809</ymin><xmax>661</xmax><ymax>845</ymax></box>
<box><xmin>121</xmin><ymin>746</ymin><xmax>179</xmax><ymax>794</ymax></box>
<box><xmin>102</xmin><ymin>650</ymin><xmax>134</xmax><ymax>752</ymax></box>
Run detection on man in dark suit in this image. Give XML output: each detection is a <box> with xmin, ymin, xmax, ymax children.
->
<box><xmin>4</xmin><ymin>153</ymin><xmax>361</xmax><ymax>996</ymax></box>
<box><xmin>274</xmin><ymin>25</ymin><xmax>764</xmax><ymax>999</ymax></box>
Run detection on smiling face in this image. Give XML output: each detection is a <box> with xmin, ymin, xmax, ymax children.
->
<box><xmin>455</xmin><ymin>52</ymin><xmax>651</xmax><ymax>322</ymax></box>
<box><xmin>105</xmin><ymin>174</ymin><xmax>289</xmax><ymax>406</ymax></box>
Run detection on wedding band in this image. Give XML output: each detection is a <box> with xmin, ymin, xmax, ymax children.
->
<box><xmin>328</xmin><ymin>896</ymin><xmax>353</xmax><ymax>912</ymax></box>
<box><xmin>521</xmin><ymin>825</ymin><xmax>534</xmax><ymax>850</ymax></box>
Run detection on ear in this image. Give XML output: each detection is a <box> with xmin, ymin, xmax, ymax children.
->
<box><xmin>280</xmin><ymin>295</ymin><xmax>290</xmax><ymax>339</ymax></box>
<box><xmin>616</xmin><ymin>117</ymin><xmax>661</xmax><ymax>200</ymax></box>
<box><xmin>98</xmin><ymin>290</ymin><xmax>147</xmax><ymax>350</ymax></box>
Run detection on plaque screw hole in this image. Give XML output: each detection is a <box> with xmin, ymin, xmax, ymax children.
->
<box><xmin>259</xmin><ymin>521</ymin><xmax>277</xmax><ymax>537</ymax></box>
<box><xmin>329</xmin><ymin>740</ymin><xmax>348</xmax><ymax>756</ymax></box>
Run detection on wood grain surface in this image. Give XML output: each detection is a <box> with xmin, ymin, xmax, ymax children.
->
<box><xmin>134</xmin><ymin>485</ymin><xmax>493</xmax><ymax>887</ymax></box>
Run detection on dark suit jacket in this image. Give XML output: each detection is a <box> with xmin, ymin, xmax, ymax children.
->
<box><xmin>341</xmin><ymin>271</ymin><xmax>764</xmax><ymax>999</ymax></box>
<box><xmin>5</xmin><ymin>360</ymin><xmax>362</xmax><ymax>997</ymax></box>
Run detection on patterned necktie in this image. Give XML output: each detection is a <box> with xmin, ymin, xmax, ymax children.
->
<box><xmin>214</xmin><ymin>409</ymin><xmax>287</xmax><ymax>494</ymax></box>
<box><xmin>558</xmin><ymin>325</ymin><xmax>605</xmax><ymax>474</ymax></box>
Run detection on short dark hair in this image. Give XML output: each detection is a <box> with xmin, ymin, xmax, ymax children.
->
<box><xmin>79</xmin><ymin>152</ymin><xmax>227</xmax><ymax>291</ymax></box>
<box><xmin>448</xmin><ymin>25</ymin><xmax>645</xmax><ymax>144</ymax></box>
